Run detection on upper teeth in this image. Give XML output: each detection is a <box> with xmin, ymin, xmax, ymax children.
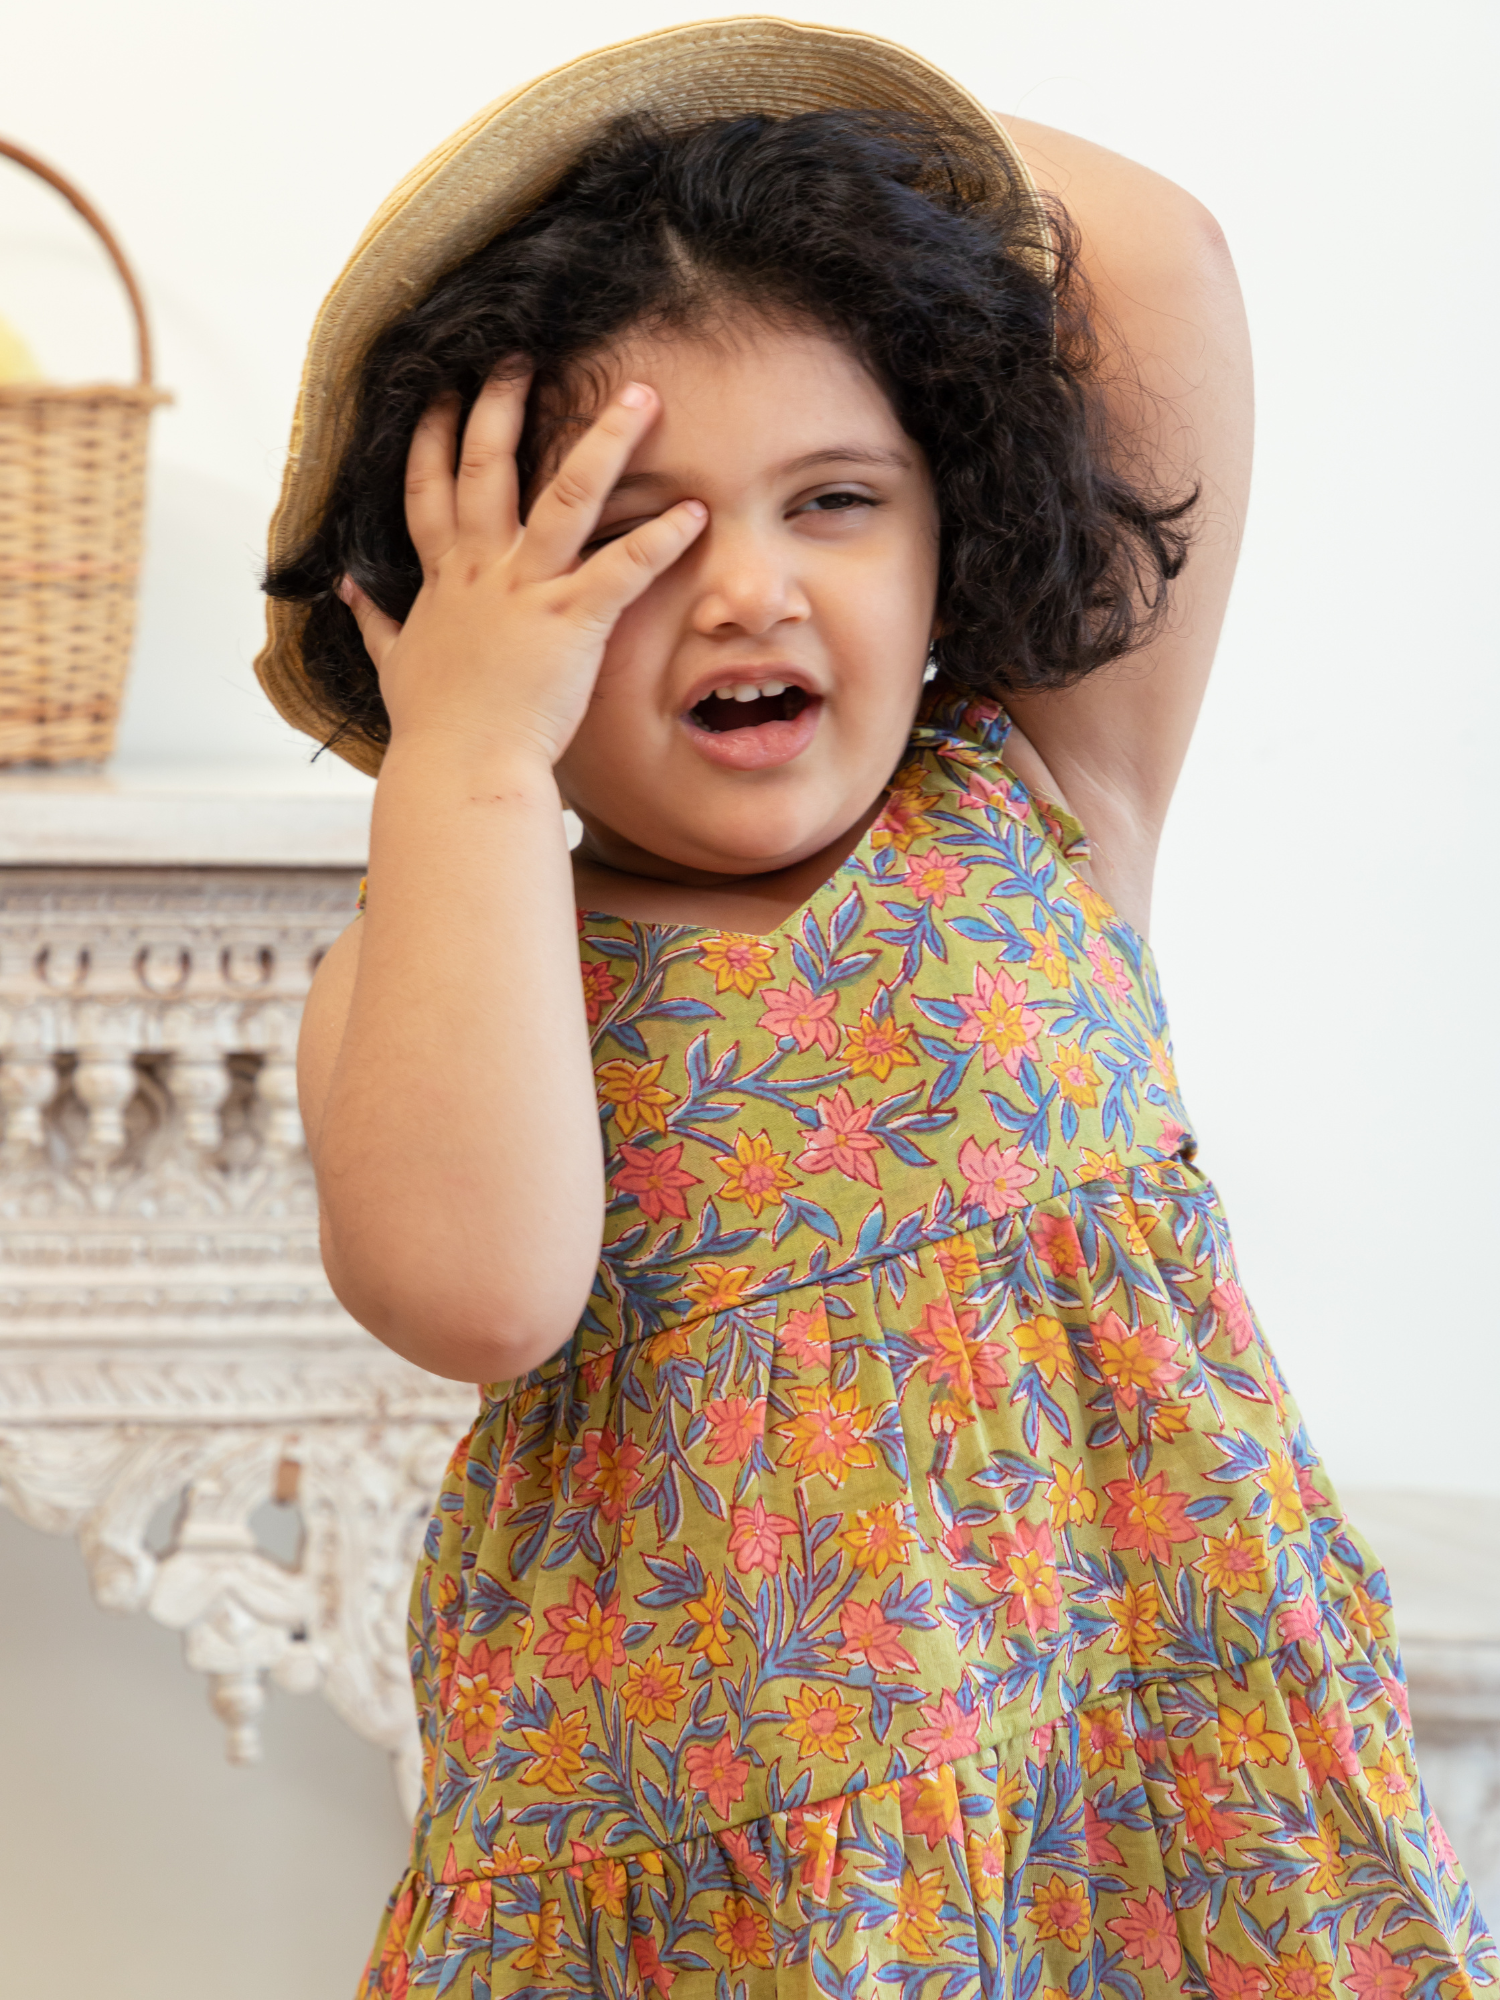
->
<box><xmin>712</xmin><ymin>680</ymin><xmax>788</xmax><ymax>703</ymax></box>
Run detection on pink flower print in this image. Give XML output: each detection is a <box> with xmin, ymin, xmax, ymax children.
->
<box><xmin>836</xmin><ymin>1599</ymin><xmax>918</xmax><ymax>1674</ymax></box>
<box><xmin>757</xmin><ymin>980</ymin><xmax>840</xmax><ymax>1055</ymax></box>
<box><xmin>905</xmin><ymin>1685</ymin><xmax>980</xmax><ymax>1768</ymax></box>
<box><xmin>1382</xmin><ymin>1675</ymin><xmax>1411</xmax><ymax>1729</ymax></box>
<box><xmin>798</xmin><ymin>1087</ymin><xmax>883</xmax><ymax>1187</ymax></box>
<box><xmin>903</xmin><ymin>847</ymin><xmax>970</xmax><ymax>906</ymax></box>
<box><xmin>613</xmin><ymin>1141</ymin><xmax>701</xmax><ymax>1223</ymax></box>
<box><xmin>779</xmin><ymin>1300</ymin><xmax>831</xmax><ymax>1370</ymax></box>
<box><xmin>727</xmin><ymin>1498</ymin><xmax>799</xmax><ymax>1576</ymax></box>
<box><xmin>1210</xmin><ymin>1280</ymin><xmax>1256</xmax><ymax>1355</ymax></box>
<box><xmin>1085</xmin><ymin>936</ymin><xmax>1130</xmax><ymax>998</ymax></box>
<box><xmin>1091</xmin><ymin>1310</ymin><xmax>1187</xmax><ymax>1409</ymax></box>
<box><xmin>1347</xmin><ymin>1941</ymin><xmax>1414</xmax><ymax>2000</ymax></box>
<box><xmin>958</xmin><ymin>1135</ymin><xmax>1037</xmax><ymax>1218</ymax></box>
<box><xmin>579</xmin><ymin>958</ymin><xmax>621</xmax><ymax>1026</ymax></box>
<box><xmin>699</xmin><ymin>1395</ymin><xmax>767</xmax><ymax>1466</ymax></box>
<box><xmin>1277</xmin><ymin>1591</ymin><xmax>1322</xmax><ymax>1643</ymax></box>
<box><xmin>960</xmin><ymin>770</ymin><xmax>1030</xmax><ymax>820</ymax></box>
<box><xmin>953</xmin><ymin>963</ymin><xmax>1042</xmax><ymax>1076</ymax></box>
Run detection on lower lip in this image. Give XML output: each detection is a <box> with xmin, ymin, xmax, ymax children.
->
<box><xmin>680</xmin><ymin>697</ymin><xmax>823</xmax><ymax>770</ymax></box>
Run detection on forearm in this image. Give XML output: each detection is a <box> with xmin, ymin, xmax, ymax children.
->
<box><xmin>315</xmin><ymin>732</ymin><xmax>604</xmax><ymax>1381</ymax></box>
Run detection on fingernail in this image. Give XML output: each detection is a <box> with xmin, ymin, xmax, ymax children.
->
<box><xmin>682</xmin><ymin>500</ymin><xmax>707</xmax><ymax>520</ymax></box>
<box><xmin>619</xmin><ymin>382</ymin><xmax>650</xmax><ymax>408</ymax></box>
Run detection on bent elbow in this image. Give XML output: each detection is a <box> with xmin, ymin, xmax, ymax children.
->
<box><xmin>319</xmin><ymin>1220</ymin><xmax>598</xmax><ymax>1385</ymax></box>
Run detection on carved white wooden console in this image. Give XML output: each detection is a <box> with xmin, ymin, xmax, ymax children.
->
<box><xmin>0</xmin><ymin>768</ymin><xmax>477</xmax><ymax>1811</ymax></box>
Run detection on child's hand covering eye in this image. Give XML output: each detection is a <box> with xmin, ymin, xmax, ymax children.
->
<box><xmin>339</xmin><ymin>370</ymin><xmax>706</xmax><ymax>770</ymax></box>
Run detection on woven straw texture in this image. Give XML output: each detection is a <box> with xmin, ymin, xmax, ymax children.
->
<box><xmin>0</xmin><ymin>140</ymin><xmax>169</xmax><ymax>765</ymax></box>
<box><xmin>255</xmin><ymin>15</ymin><xmax>1048</xmax><ymax>774</ymax></box>
<box><xmin>0</xmin><ymin>382</ymin><xmax>168</xmax><ymax>762</ymax></box>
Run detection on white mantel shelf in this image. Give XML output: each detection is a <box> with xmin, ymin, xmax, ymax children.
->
<box><xmin>0</xmin><ymin>761</ymin><xmax>373</xmax><ymax>868</ymax></box>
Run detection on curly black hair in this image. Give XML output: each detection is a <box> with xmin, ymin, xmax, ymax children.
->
<box><xmin>266</xmin><ymin>110</ymin><xmax>1193</xmax><ymax>751</ymax></box>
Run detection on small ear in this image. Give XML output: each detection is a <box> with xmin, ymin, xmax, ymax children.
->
<box><xmin>339</xmin><ymin>576</ymin><xmax>402</xmax><ymax>670</ymax></box>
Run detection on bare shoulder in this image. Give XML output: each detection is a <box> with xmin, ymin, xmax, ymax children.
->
<box><xmin>296</xmin><ymin>915</ymin><xmax>362</xmax><ymax>1162</ymax></box>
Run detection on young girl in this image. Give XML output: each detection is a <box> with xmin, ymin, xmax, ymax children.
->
<box><xmin>260</xmin><ymin>20</ymin><xmax>1493</xmax><ymax>1999</ymax></box>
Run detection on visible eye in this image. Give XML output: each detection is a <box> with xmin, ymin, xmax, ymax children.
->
<box><xmin>795</xmin><ymin>489</ymin><xmax>876</xmax><ymax>516</ymax></box>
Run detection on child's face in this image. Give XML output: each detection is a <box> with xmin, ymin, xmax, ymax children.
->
<box><xmin>551</xmin><ymin>319</ymin><xmax>940</xmax><ymax>881</ymax></box>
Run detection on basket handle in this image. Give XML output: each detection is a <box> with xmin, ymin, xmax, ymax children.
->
<box><xmin>0</xmin><ymin>136</ymin><xmax>156</xmax><ymax>386</ymax></box>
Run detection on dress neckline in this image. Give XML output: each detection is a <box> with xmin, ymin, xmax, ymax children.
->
<box><xmin>573</xmin><ymin>683</ymin><xmax>1012</xmax><ymax>945</ymax></box>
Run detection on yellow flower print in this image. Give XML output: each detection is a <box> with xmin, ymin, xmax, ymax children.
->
<box><xmin>1367</xmin><ymin>1743</ymin><xmax>1416</xmax><ymax>1819</ymax></box>
<box><xmin>843</xmin><ymin>1004</ymin><xmax>919</xmax><ymax>1081</ymax></box>
<box><xmin>1218</xmin><ymin>1700</ymin><xmax>1291</xmax><ymax>1771</ymax></box>
<box><xmin>1062</xmin><ymin>875</ymin><xmax>1116</xmax><ymax>930</ymax></box>
<box><xmin>580</xmin><ymin>1857</ymin><xmax>628</xmax><ymax>1917</ymax></box>
<box><xmin>966</xmin><ymin>1829</ymin><xmax>1007</xmax><ymax>1901</ymax></box>
<box><xmin>1261</xmin><ymin>1453</ymin><xmax>1307</xmax><ymax>1534</ymax></box>
<box><xmin>1015</xmin><ymin>1313</ymin><xmax>1074</xmax><ymax>1386</ymax></box>
<box><xmin>1147</xmin><ymin>1034</ymin><xmax>1178</xmax><ymax>1090</ymax></box>
<box><xmin>892</xmin><ymin>1863</ymin><xmax>948</xmax><ymax>1957</ymax></box>
<box><xmin>1028</xmin><ymin>1872</ymin><xmax>1091</xmax><ymax>1950</ymax></box>
<box><xmin>715</xmin><ymin>1128</ymin><xmax>798</xmax><ymax>1217</ymax></box>
<box><xmin>871</xmin><ymin>768</ymin><xmax>942</xmax><ymax>853</ymax></box>
<box><xmin>781</xmin><ymin>1683</ymin><xmax>863</xmax><ymax>1762</ymax></box>
<box><xmin>994</xmin><ymin>1762</ymin><xmax>1027</xmax><ymax>1834</ymax></box>
<box><xmin>596</xmin><ymin>1056</ymin><xmax>678</xmax><ymax>1137</ymax></box>
<box><xmin>934</xmin><ymin>1233</ymin><xmax>982</xmax><ymax>1290</ymax></box>
<box><xmin>1080</xmin><ymin>1703</ymin><xmax>1128</xmax><ymax>1776</ymax></box>
<box><xmin>512</xmin><ymin>1898</ymin><xmax>563</xmax><ymax>1973</ymax></box>
<box><xmin>645</xmin><ymin>1325</ymin><xmax>694</xmax><ymax>1365</ymax></box>
<box><xmin>1293</xmin><ymin>1819</ymin><xmax>1344</xmax><ymax>1895</ymax></box>
<box><xmin>518</xmin><ymin>1706</ymin><xmax>590</xmax><ymax>1792</ymax></box>
<box><xmin>682</xmin><ymin>1574</ymin><xmax>734</xmax><ymax>1667</ymax></box>
<box><xmin>1103</xmin><ymin>1579</ymin><xmax>1162</xmax><ymax>1662</ymax></box>
<box><xmin>1021</xmin><ymin>920</ymin><xmax>1072</xmax><ymax>988</ymax></box>
<box><xmin>681</xmin><ymin>1262</ymin><xmax>755</xmax><ymax>1315</ymax></box>
<box><xmin>1112</xmin><ymin>1194</ymin><xmax>1152</xmax><ymax>1258</ymax></box>
<box><xmin>836</xmin><ymin>1501</ymin><xmax>917</xmax><ymax>1575</ymax></box>
<box><xmin>1047</xmin><ymin>1040</ymin><xmax>1101</xmax><ymax>1109</ymax></box>
<box><xmin>1048</xmin><ymin>1457</ymin><xmax>1098</xmax><ymax>1527</ymax></box>
<box><xmin>1194</xmin><ymin>1518</ymin><xmax>1270</xmax><ymax>1598</ymax></box>
<box><xmin>775</xmin><ymin>1383</ymin><xmax>880</xmax><ymax>1486</ymax></box>
<box><xmin>1269</xmin><ymin>1945</ymin><xmax>1335</xmax><ymax>2000</ymax></box>
<box><xmin>709</xmin><ymin>1895</ymin><xmax>774</xmax><ymax>1971</ymax></box>
<box><xmin>1079</xmin><ymin>1146</ymin><xmax>1125</xmax><ymax>1183</ymax></box>
<box><xmin>1349</xmin><ymin>1579</ymin><xmax>1391</xmax><ymax>1644</ymax></box>
<box><xmin>620</xmin><ymin>1648</ymin><xmax>687</xmax><ymax>1726</ymax></box>
<box><xmin>698</xmin><ymin>932</ymin><xmax>777</xmax><ymax>997</ymax></box>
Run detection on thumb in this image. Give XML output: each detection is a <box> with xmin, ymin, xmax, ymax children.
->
<box><xmin>338</xmin><ymin>576</ymin><xmax>402</xmax><ymax>670</ymax></box>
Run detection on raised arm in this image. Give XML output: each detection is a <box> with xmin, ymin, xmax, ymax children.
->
<box><xmin>995</xmin><ymin>118</ymin><xmax>1254</xmax><ymax>936</ymax></box>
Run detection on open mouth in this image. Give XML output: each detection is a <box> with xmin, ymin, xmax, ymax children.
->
<box><xmin>688</xmin><ymin>683</ymin><xmax>813</xmax><ymax>733</ymax></box>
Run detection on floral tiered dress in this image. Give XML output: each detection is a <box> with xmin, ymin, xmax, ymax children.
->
<box><xmin>361</xmin><ymin>689</ymin><xmax>1493</xmax><ymax>2000</ymax></box>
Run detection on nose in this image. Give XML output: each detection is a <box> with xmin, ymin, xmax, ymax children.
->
<box><xmin>686</xmin><ymin>519</ymin><xmax>810</xmax><ymax>638</ymax></box>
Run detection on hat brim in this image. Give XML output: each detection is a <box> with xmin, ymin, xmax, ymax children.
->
<box><xmin>256</xmin><ymin>14</ymin><xmax>1048</xmax><ymax>774</ymax></box>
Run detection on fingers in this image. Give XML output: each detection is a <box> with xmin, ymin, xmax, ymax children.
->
<box><xmin>338</xmin><ymin>577</ymin><xmax>403</xmax><ymax>672</ymax></box>
<box><xmin>565</xmin><ymin>500</ymin><xmax>707</xmax><ymax>631</ymax></box>
<box><xmin>517</xmin><ymin>383</ymin><xmax>661</xmax><ymax>580</ymax></box>
<box><xmin>454</xmin><ymin>367</ymin><xmax>528</xmax><ymax>546</ymax></box>
<box><xmin>404</xmin><ymin>396</ymin><xmax>460</xmax><ymax>571</ymax></box>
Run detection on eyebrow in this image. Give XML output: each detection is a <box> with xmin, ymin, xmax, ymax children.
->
<box><xmin>604</xmin><ymin>444</ymin><xmax>913</xmax><ymax>498</ymax></box>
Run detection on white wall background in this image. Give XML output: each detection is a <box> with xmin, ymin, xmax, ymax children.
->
<box><xmin>1</xmin><ymin>2</ymin><xmax>1495</xmax><ymax>1994</ymax></box>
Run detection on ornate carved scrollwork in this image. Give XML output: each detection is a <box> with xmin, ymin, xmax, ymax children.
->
<box><xmin>0</xmin><ymin>868</ymin><xmax>476</xmax><ymax>1808</ymax></box>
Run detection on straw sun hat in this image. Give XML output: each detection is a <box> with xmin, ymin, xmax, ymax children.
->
<box><xmin>255</xmin><ymin>15</ymin><xmax>1048</xmax><ymax>773</ymax></box>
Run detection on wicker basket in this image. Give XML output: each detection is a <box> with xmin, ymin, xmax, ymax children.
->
<box><xmin>0</xmin><ymin>138</ymin><xmax>170</xmax><ymax>764</ymax></box>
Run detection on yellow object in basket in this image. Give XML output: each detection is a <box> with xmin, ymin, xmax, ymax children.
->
<box><xmin>0</xmin><ymin>313</ymin><xmax>41</xmax><ymax>383</ymax></box>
